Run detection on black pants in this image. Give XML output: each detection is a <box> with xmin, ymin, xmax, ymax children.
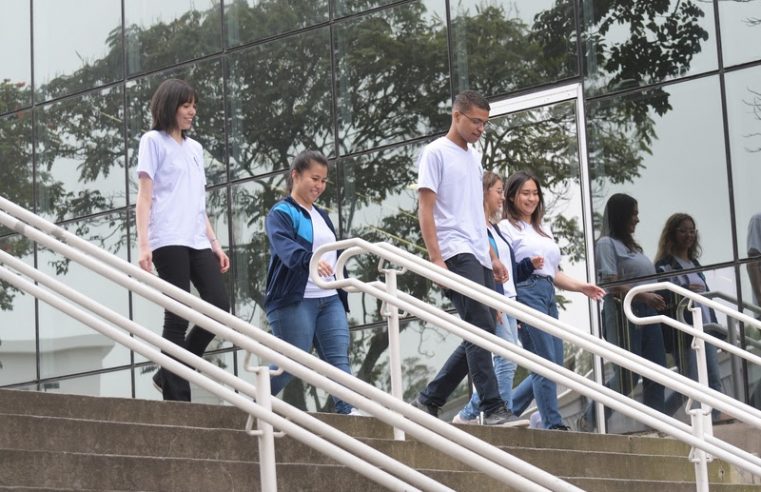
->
<box><xmin>153</xmin><ymin>246</ymin><xmax>229</xmax><ymax>401</ymax></box>
<box><xmin>418</xmin><ymin>253</ymin><xmax>503</xmax><ymax>415</ymax></box>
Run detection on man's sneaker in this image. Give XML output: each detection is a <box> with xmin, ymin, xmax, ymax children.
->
<box><xmin>452</xmin><ymin>413</ymin><xmax>478</xmax><ymax>425</ymax></box>
<box><xmin>409</xmin><ymin>396</ymin><xmax>439</xmax><ymax>417</ymax></box>
<box><xmin>548</xmin><ymin>424</ymin><xmax>570</xmax><ymax>431</ymax></box>
<box><xmin>152</xmin><ymin>369</ymin><xmax>164</xmax><ymax>394</ymax></box>
<box><xmin>349</xmin><ymin>407</ymin><xmax>370</xmax><ymax>417</ymax></box>
<box><xmin>482</xmin><ymin>407</ymin><xmax>530</xmax><ymax>427</ymax></box>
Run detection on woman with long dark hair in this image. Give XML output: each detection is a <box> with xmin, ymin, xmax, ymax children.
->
<box><xmin>136</xmin><ymin>78</ymin><xmax>230</xmax><ymax>401</ymax></box>
<box><xmin>501</xmin><ymin>170</ymin><xmax>605</xmax><ymax>430</ymax></box>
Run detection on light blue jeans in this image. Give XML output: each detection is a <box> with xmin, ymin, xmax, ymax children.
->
<box><xmin>457</xmin><ymin>313</ymin><xmax>519</xmax><ymax>420</ymax></box>
<box><xmin>266</xmin><ymin>295</ymin><xmax>353</xmax><ymax>414</ymax></box>
<box><xmin>510</xmin><ymin>275</ymin><xmax>565</xmax><ymax>429</ymax></box>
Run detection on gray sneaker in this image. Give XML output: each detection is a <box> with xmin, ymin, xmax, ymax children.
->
<box><xmin>482</xmin><ymin>407</ymin><xmax>530</xmax><ymax>427</ymax></box>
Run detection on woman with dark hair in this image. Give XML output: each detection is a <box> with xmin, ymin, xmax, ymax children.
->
<box><xmin>655</xmin><ymin>213</ymin><xmax>723</xmax><ymax>418</ymax></box>
<box><xmin>264</xmin><ymin>150</ymin><xmax>355</xmax><ymax>414</ymax></box>
<box><xmin>136</xmin><ymin>78</ymin><xmax>230</xmax><ymax>401</ymax></box>
<box><xmin>595</xmin><ymin>193</ymin><xmax>666</xmax><ymax>413</ymax></box>
<box><xmin>500</xmin><ymin>170</ymin><xmax>605</xmax><ymax>430</ymax></box>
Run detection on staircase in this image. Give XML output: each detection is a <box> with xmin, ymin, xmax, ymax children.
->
<box><xmin>0</xmin><ymin>389</ymin><xmax>758</xmax><ymax>491</ymax></box>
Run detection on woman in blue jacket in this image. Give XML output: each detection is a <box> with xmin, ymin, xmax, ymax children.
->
<box><xmin>264</xmin><ymin>150</ymin><xmax>353</xmax><ymax>414</ymax></box>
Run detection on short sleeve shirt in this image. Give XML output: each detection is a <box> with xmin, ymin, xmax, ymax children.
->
<box><xmin>416</xmin><ymin>137</ymin><xmax>491</xmax><ymax>269</ymax></box>
<box><xmin>488</xmin><ymin>223</ymin><xmax>517</xmax><ymax>298</ymax></box>
<box><xmin>136</xmin><ymin>130</ymin><xmax>210</xmax><ymax>251</ymax></box>
<box><xmin>595</xmin><ymin>236</ymin><xmax>655</xmax><ymax>283</ymax></box>
<box><xmin>303</xmin><ymin>205</ymin><xmax>338</xmax><ymax>299</ymax></box>
<box><xmin>498</xmin><ymin>219</ymin><xmax>561</xmax><ymax>279</ymax></box>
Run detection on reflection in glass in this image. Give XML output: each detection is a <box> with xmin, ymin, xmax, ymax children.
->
<box><xmin>228</xmin><ymin>29</ymin><xmax>333</xmax><ymax>179</ymax></box>
<box><xmin>225</xmin><ymin>0</ymin><xmax>328</xmax><ymax>47</ymax></box>
<box><xmin>33</xmin><ymin>0</ymin><xmax>123</xmax><ymax>102</ymax></box>
<box><xmin>0</xmin><ymin>110</ymin><xmax>34</xmax><ymax>237</ymax></box>
<box><xmin>0</xmin><ymin>1</ymin><xmax>32</xmax><ymax>114</ymax></box>
<box><xmin>127</xmin><ymin>59</ymin><xmax>227</xmax><ymax>202</ymax></box>
<box><xmin>37</xmin><ymin>212</ymin><xmax>131</xmax><ymax>379</ymax></box>
<box><xmin>725</xmin><ymin>66</ymin><xmax>761</xmax><ymax>261</ymax></box>
<box><xmin>334</xmin><ymin>0</ymin><xmax>399</xmax><ymax>18</ymax></box>
<box><xmin>582</xmin><ymin>0</ymin><xmax>717</xmax><ymax>95</ymax></box>
<box><xmin>588</xmin><ymin>76</ymin><xmax>731</xmax><ymax>267</ymax></box>
<box><xmin>125</xmin><ymin>0</ymin><xmax>222</xmax><ymax>76</ymax></box>
<box><xmin>339</xmin><ymin>142</ymin><xmax>450</xmax><ymax>325</ymax></box>
<box><xmin>719</xmin><ymin>1</ymin><xmax>761</xmax><ymax>68</ymax></box>
<box><xmin>0</xmin><ymin>236</ymin><xmax>37</xmax><ymax>386</ymax></box>
<box><xmin>450</xmin><ymin>0</ymin><xmax>577</xmax><ymax>96</ymax></box>
<box><xmin>334</xmin><ymin>0</ymin><xmax>450</xmax><ymax>154</ymax></box>
<box><xmin>46</xmin><ymin>368</ymin><xmax>133</xmax><ymax>398</ymax></box>
<box><xmin>35</xmin><ymin>86</ymin><xmax>126</xmax><ymax>222</ymax></box>
<box><xmin>231</xmin><ymin>172</ymin><xmax>337</xmax><ymax>330</ymax></box>
<box><xmin>740</xmin><ymin>260</ymin><xmax>761</xmax><ymax>409</ymax></box>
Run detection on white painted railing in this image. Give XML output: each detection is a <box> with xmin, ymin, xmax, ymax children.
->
<box><xmin>311</xmin><ymin>238</ymin><xmax>761</xmax><ymax>491</ymax></box>
<box><xmin>0</xmin><ymin>196</ymin><xmax>578</xmax><ymax>492</ymax></box>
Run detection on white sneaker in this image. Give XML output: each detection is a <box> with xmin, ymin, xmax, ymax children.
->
<box><xmin>452</xmin><ymin>413</ymin><xmax>478</xmax><ymax>425</ymax></box>
<box><xmin>349</xmin><ymin>408</ymin><xmax>370</xmax><ymax>417</ymax></box>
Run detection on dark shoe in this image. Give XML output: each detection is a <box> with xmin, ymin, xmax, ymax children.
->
<box><xmin>409</xmin><ymin>396</ymin><xmax>439</xmax><ymax>417</ymax></box>
<box><xmin>548</xmin><ymin>424</ymin><xmax>570</xmax><ymax>431</ymax></box>
<box><xmin>152</xmin><ymin>369</ymin><xmax>164</xmax><ymax>394</ymax></box>
<box><xmin>482</xmin><ymin>407</ymin><xmax>530</xmax><ymax>427</ymax></box>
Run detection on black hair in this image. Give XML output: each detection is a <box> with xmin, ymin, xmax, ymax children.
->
<box><xmin>453</xmin><ymin>90</ymin><xmax>490</xmax><ymax>113</ymax></box>
<box><xmin>503</xmin><ymin>170</ymin><xmax>550</xmax><ymax>238</ymax></box>
<box><xmin>149</xmin><ymin>79</ymin><xmax>197</xmax><ymax>139</ymax></box>
<box><xmin>286</xmin><ymin>150</ymin><xmax>329</xmax><ymax>192</ymax></box>
<box><xmin>602</xmin><ymin>193</ymin><xmax>642</xmax><ymax>252</ymax></box>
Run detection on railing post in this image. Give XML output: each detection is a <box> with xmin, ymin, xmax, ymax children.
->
<box><xmin>688</xmin><ymin>305</ymin><xmax>713</xmax><ymax>492</ymax></box>
<box><xmin>382</xmin><ymin>267</ymin><xmax>406</xmax><ymax>441</ymax></box>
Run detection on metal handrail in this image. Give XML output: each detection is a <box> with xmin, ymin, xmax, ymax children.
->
<box><xmin>674</xmin><ymin>295</ymin><xmax>761</xmax><ymax>351</ymax></box>
<box><xmin>310</xmin><ymin>238</ymin><xmax>761</xmax><ymax>482</ymax></box>
<box><xmin>0</xmin><ymin>196</ymin><xmax>575</xmax><ymax>492</ymax></box>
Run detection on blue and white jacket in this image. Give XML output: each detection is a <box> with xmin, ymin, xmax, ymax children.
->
<box><xmin>264</xmin><ymin>195</ymin><xmax>348</xmax><ymax>314</ymax></box>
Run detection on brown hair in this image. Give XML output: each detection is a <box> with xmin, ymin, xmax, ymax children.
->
<box><xmin>655</xmin><ymin>213</ymin><xmax>702</xmax><ymax>263</ymax></box>
<box><xmin>503</xmin><ymin>170</ymin><xmax>549</xmax><ymax>238</ymax></box>
<box><xmin>150</xmin><ymin>79</ymin><xmax>197</xmax><ymax>139</ymax></box>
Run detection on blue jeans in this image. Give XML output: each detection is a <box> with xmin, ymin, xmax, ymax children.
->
<box><xmin>665</xmin><ymin>333</ymin><xmax>722</xmax><ymax>419</ymax></box>
<box><xmin>266</xmin><ymin>295</ymin><xmax>353</xmax><ymax>414</ymax></box>
<box><xmin>511</xmin><ymin>275</ymin><xmax>564</xmax><ymax>428</ymax></box>
<box><xmin>458</xmin><ymin>313</ymin><xmax>518</xmax><ymax>420</ymax></box>
<box><xmin>418</xmin><ymin>253</ymin><xmax>503</xmax><ymax>415</ymax></box>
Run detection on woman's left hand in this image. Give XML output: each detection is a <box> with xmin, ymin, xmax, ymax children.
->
<box><xmin>214</xmin><ymin>247</ymin><xmax>230</xmax><ymax>273</ymax></box>
<box><xmin>581</xmin><ymin>283</ymin><xmax>606</xmax><ymax>301</ymax></box>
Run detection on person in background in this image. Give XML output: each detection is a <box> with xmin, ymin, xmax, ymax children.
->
<box><xmin>136</xmin><ymin>78</ymin><xmax>230</xmax><ymax>401</ymax></box>
<box><xmin>264</xmin><ymin>150</ymin><xmax>356</xmax><ymax>415</ymax></box>
<box><xmin>595</xmin><ymin>193</ymin><xmax>667</xmax><ymax>414</ymax></box>
<box><xmin>746</xmin><ymin>213</ymin><xmax>761</xmax><ymax>311</ymax></box>
<box><xmin>655</xmin><ymin>213</ymin><xmax>723</xmax><ymax>419</ymax></box>
<box><xmin>502</xmin><ymin>170</ymin><xmax>605</xmax><ymax>431</ymax></box>
<box><xmin>410</xmin><ymin>90</ymin><xmax>518</xmax><ymax>425</ymax></box>
<box><xmin>452</xmin><ymin>171</ymin><xmax>541</xmax><ymax>425</ymax></box>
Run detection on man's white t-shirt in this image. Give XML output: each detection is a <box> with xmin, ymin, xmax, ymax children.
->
<box><xmin>137</xmin><ymin>130</ymin><xmax>210</xmax><ymax>251</ymax></box>
<box><xmin>416</xmin><ymin>136</ymin><xmax>491</xmax><ymax>269</ymax></box>
<box><xmin>304</xmin><ymin>205</ymin><xmax>338</xmax><ymax>298</ymax></box>
<box><xmin>499</xmin><ymin>219</ymin><xmax>561</xmax><ymax>279</ymax></box>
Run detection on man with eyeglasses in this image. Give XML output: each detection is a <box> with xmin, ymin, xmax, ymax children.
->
<box><xmin>410</xmin><ymin>90</ymin><xmax>520</xmax><ymax>425</ymax></box>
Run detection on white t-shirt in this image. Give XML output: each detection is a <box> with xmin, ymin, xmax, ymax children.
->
<box><xmin>595</xmin><ymin>236</ymin><xmax>655</xmax><ymax>284</ymax></box>
<box><xmin>489</xmin><ymin>223</ymin><xmax>517</xmax><ymax>298</ymax></box>
<box><xmin>416</xmin><ymin>137</ymin><xmax>491</xmax><ymax>269</ymax></box>
<box><xmin>303</xmin><ymin>205</ymin><xmax>338</xmax><ymax>298</ymax></box>
<box><xmin>136</xmin><ymin>130</ymin><xmax>210</xmax><ymax>251</ymax></box>
<box><xmin>498</xmin><ymin>219</ymin><xmax>561</xmax><ymax>279</ymax></box>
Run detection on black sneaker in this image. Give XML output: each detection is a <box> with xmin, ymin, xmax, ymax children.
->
<box><xmin>152</xmin><ymin>369</ymin><xmax>164</xmax><ymax>393</ymax></box>
<box><xmin>482</xmin><ymin>407</ymin><xmax>530</xmax><ymax>426</ymax></box>
<box><xmin>409</xmin><ymin>396</ymin><xmax>439</xmax><ymax>417</ymax></box>
<box><xmin>548</xmin><ymin>424</ymin><xmax>570</xmax><ymax>431</ymax></box>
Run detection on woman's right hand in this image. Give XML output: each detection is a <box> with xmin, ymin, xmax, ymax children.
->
<box><xmin>138</xmin><ymin>246</ymin><xmax>153</xmax><ymax>273</ymax></box>
<box><xmin>638</xmin><ymin>291</ymin><xmax>666</xmax><ymax>311</ymax></box>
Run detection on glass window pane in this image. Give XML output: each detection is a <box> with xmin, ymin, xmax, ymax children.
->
<box><xmin>228</xmin><ymin>29</ymin><xmax>333</xmax><ymax>179</ymax></box>
<box><xmin>334</xmin><ymin>0</ymin><xmax>450</xmax><ymax>155</ymax></box>
<box><xmin>0</xmin><ymin>1</ymin><xmax>31</xmax><ymax>114</ymax></box>
<box><xmin>335</xmin><ymin>0</ymin><xmax>399</xmax><ymax>18</ymax></box>
<box><xmin>225</xmin><ymin>0</ymin><xmax>328</xmax><ymax>48</ymax></box>
<box><xmin>35</xmin><ymin>86</ymin><xmax>126</xmax><ymax>222</ymax></box>
<box><xmin>125</xmin><ymin>0</ymin><xmax>222</xmax><ymax>76</ymax></box>
<box><xmin>33</xmin><ymin>0</ymin><xmax>123</xmax><ymax>102</ymax></box>
<box><xmin>589</xmin><ymin>76</ymin><xmax>732</xmax><ymax>271</ymax></box>
<box><xmin>0</xmin><ymin>110</ymin><xmax>34</xmax><ymax>236</ymax></box>
<box><xmin>37</xmin><ymin>212</ymin><xmax>131</xmax><ymax>380</ymax></box>
<box><xmin>450</xmin><ymin>0</ymin><xmax>577</xmax><ymax>96</ymax></box>
<box><xmin>0</xmin><ymin>236</ymin><xmax>37</xmax><ymax>386</ymax></box>
<box><xmin>127</xmin><ymin>59</ymin><xmax>227</xmax><ymax>205</ymax></box>
<box><xmin>582</xmin><ymin>0</ymin><xmax>717</xmax><ymax>96</ymax></box>
<box><xmin>719</xmin><ymin>1</ymin><xmax>761</xmax><ymax>68</ymax></box>
<box><xmin>726</xmin><ymin>65</ymin><xmax>761</xmax><ymax>262</ymax></box>
<box><xmin>45</xmin><ymin>368</ymin><xmax>134</xmax><ymax>398</ymax></box>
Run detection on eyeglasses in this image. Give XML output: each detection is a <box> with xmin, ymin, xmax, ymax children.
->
<box><xmin>460</xmin><ymin>112</ymin><xmax>490</xmax><ymax>129</ymax></box>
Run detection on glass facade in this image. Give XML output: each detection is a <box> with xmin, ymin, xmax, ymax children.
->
<box><xmin>1</xmin><ymin>0</ymin><xmax>760</xmax><ymax>425</ymax></box>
